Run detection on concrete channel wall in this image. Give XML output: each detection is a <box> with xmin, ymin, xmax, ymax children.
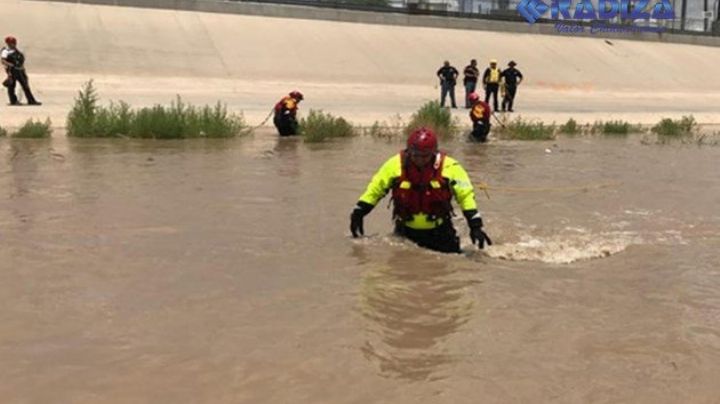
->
<box><xmin>24</xmin><ymin>0</ymin><xmax>720</xmax><ymax>48</ymax></box>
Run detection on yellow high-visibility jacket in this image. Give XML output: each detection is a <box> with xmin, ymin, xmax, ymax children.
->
<box><xmin>358</xmin><ymin>153</ymin><xmax>478</xmax><ymax>230</ymax></box>
<box><xmin>484</xmin><ymin>67</ymin><xmax>501</xmax><ymax>84</ymax></box>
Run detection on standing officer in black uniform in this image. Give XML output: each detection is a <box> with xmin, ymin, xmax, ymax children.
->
<box><xmin>1</xmin><ymin>36</ymin><xmax>41</xmax><ymax>106</ymax></box>
<box><xmin>436</xmin><ymin>60</ymin><xmax>459</xmax><ymax>108</ymax></box>
<box><xmin>500</xmin><ymin>60</ymin><xmax>523</xmax><ymax>112</ymax></box>
<box><xmin>462</xmin><ymin>59</ymin><xmax>480</xmax><ymax>109</ymax></box>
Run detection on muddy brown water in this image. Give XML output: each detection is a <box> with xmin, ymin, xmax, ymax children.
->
<box><xmin>1</xmin><ymin>132</ymin><xmax>719</xmax><ymax>403</ymax></box>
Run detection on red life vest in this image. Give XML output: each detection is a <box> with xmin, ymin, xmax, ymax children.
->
<box><xmin>391</xmin><ymin>151</ymin><xmax>453</xmax><ymax>222</ymax></box>
<box><xmin>274</xmin><ymin>96</ymin><xmax>297</xmax><ymax>116</ymax></box>
<box><xmin>470</xmin><ymin>101</ymin><xmax>490</xmax><ymax>123</ymax></box>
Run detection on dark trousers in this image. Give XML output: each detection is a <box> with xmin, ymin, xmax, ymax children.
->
<box><xmin>471</xmin><ymin>120</ymin><xmax>491</xmax><ymax>143</ymax></box>
<box><xmin>484</xmin><ymin>83</ymin><xmax>499</xmax><ymax>112</ymax></box>
<box><xmin>6</xmin><ymin>68</ymin><xmax>38</xmax><ymax>105</ymax></box>
<box><xmin>464</xmin><ymin>81</ymin><xmax>477</xmax><ymax>108</ymax></box>
<box><xmin>440</xmin><ymin>81</ymin><xmax>456</xmax><ymax>108</ymax></box>
<box><xmin>502</xmin><ymin>85</ymin><xmax>518</xmax><ymax>111</ymax></box>
<box><xmin>274</xmin><ymin>114</ymin><xmax>298</xmax><ymax>136</ymax></box>
<box><xmin>395</xmin><ymin>220</ymin><xmax>461</xmax><ymax>254</ymax></box>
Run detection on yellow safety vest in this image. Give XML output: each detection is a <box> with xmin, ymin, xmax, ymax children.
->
<box><xmin>487</xmin><ymin>68</ymin><xmax>501</xmax><ymax>84</ymax></box>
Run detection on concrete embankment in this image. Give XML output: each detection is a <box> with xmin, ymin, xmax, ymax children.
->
<box><xmin>1</xmin><ymin>0</ymin><xmax>720</xmax><ymax>128</ymax></box>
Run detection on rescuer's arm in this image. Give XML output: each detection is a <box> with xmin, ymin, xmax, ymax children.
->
<box><xmin>445</xmin><ymin>157</ymin><xmax>492</xmax><ymax>249</ymax></box>
<box><xmin>350</xmin><ymin>155</ymin><xmax>401</xmax><ymax>237</ymax></box>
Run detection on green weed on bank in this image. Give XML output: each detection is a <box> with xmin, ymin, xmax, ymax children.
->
<box><xmin>12</xmin><ymin>118</ymin><xmax>52</xmax><ymax>138</ymax></box>
<box><xmin>66</xmin><ymin>80</ymin><xmax>247</xmax><ymax>138</ymax></box>
<box><xmin>405</xmin><ymin>101</ymin><xmax>459</xmax><ymax>140</ymax></box>
<box><xmin>495</xmin><ymin>116</ymin><xmax>556</xmax><ymax>140</ymax></box>
<box><xmin>299</xmin><ymin>109</ymin><xmax>356</xmax><ymax>143</ymax></box>
<box><xmin>558</xmin><ymin>118</ymin><xmax>582</xmax><ymax>135</ymax></box>
<box><xmin>652</xmin><ymin>115</ymin><xmax>697</xmax><ymax>137</ymax></box>
<box><xmin>592</xmin><ymin>120</ymin><xmax>642</xmax><ymax>136</ymax></box>
<box><xmin>364</xmin><ymin>115</ymin><xmax>405</xmax><ymax>140</ymax></box>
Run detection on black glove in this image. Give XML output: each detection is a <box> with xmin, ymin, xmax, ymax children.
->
<box><xmin>464</xmin><ymin>210</ymin><xmax>492</xmax><ymax>249</ymax></box>
<box><xmin>350</xmin><ymin>201</ymin><xmax>374</xmax><ymax>238</ymax></box>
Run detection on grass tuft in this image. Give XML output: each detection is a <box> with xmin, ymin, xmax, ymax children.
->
<box><xmin>558</xmin><ymin>118</ymin><xmax>582</xmax><ymax>135</ymax></box>
<box><xmin>591</xmin><ymin>120</ymin><xmax>642</xmax><ymax>136</ymax></box>
<box><xmin>405</xmin><ymin>101</ymin><xmax>459</xmax><ymax>140</ymax></box>
<box><xmin>66</xmin><ymin>80</ymin><xmax>247</xmax><ymax>138</ymax></box>
<box><xmin>12</xmin><ymin>118</ymin><xmax>52</xmax><ymax>138</ymax></box>
<box><xmin>364</xmin><ymin>115</ymin><xmax>405</xmax><ymax>140</ymax></box>
<box><xmin>495</xmin><ymin>116</ymin><xmax>556</xmax><ymax>140</ymax></box>
<box><xmin>299</xmin><ymin>109</ymin><xmax>356</xmax><ymax>143</ymax></box>
<box><xmin>651</xmin><ymin>115</ymin><xmax>697</xmax><ymax>137</ymax></box>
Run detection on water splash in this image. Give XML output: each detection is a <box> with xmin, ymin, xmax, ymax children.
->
<box><xmin>485</xmin><ymin>231</ymin><xmax>644</xmax><ymax>264</ymax></box>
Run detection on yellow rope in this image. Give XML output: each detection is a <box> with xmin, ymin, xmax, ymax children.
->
<box><xmin>476</xmin><ymin>181</ymin><xmax>621</xmax><ymax>199</ymax></box>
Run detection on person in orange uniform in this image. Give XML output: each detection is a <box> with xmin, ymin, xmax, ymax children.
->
<box><xmin>273</xmin><ymin>90</ymin><xmax>303</xmax><ymax>136</ymax></box>
<box><xmin>350</xmin><ymin>127</ymin><xmax>492</xmax><ymax>253</ymax></box>
<box><xmin>468</xmin><ymin>92</ymin><xmax>491</xmax><ymax>142</ymax></box>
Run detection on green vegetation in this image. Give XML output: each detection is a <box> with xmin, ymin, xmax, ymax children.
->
<box><xmin>365</xmin><ymin>121</ymin><xmax>397</xmax><ymax>140</ymax></box>
<box><xmin>66</xmin><ymin>80</ymin><xmax>247</xmax><ymax>138</ymax></box>
<box><xmin>405</xmin><ymin>101</ymin><xmax>459</xmax><ymax>140</ymax></box>
<box><xmin>12</xmin><ymin>118</ymin><xmax>52</xmax><ymax>138</ymax></box>
<box><xmin>299</xmin><ymin>109</ymin><xmax>356</xmax><ymax>143</ymax></box>
<box><xmin>0</xmin><ymin>125</ymin><xmax>8</xmax><ymax>137</ymax></box>
<box><xmin>558</xmin><ymin>118</ymin><xmax>582</xmax><ymax>135</ymax></box>
<box><xmin>495</xmin><ymin>116</ymin><xmax>556</xmax><ymax>140</ymax></box>
<box><xmin>651</xmin><ymin>115</ymin><xmax>697</xmax><ymax>137</ymax></box>
<box><xmin>66</xmin><ymin>80</ymin><xmax>102</xmax><ymax>137</ymax></box>
<box><xmin>591</xmin><ymin>120</ymin><xmax>642</xmax><ymax>136</ymax></box>
<box><xmin>364</xmin><ymin>115</ymin><xmax>405</xmax><ymax>140</ymax></box>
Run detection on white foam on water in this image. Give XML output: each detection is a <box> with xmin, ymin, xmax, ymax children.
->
<box><xmin>623</xmin><ymin>209</ymin><xmax>656</xmax><ymax>216</ymax></box>
<box><xmin>354</xmin><ymin>226</ymin><xmax>690</xmax><ymax>264</ymax></box>
<box><xmin>485</xmin><ymin>231</ymin><xmax>644</xmax><ymax>264</ymax></box>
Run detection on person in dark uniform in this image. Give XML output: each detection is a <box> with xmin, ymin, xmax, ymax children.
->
<box><xmin>482</xmin><ymin>59</ymin><xmax>501</xmax><ymax>112</ymax></box>
<box><xmin>436</xmin><ymin>60</ymin><xmax>458</xmax><ymax>108</ymax></box>
<box><xmin>350</xmin><ymin>127</ymin><xmax>492</xmax><ymax>253</ymax></box>
<box><xmin>468</xmin><ymin>92</ymin><xmax>491</xmax><ymax>142</ymax></box>
<box><xmin>500</xmin><ymin>60</ymin><xmax>523</xmax><ymax>112</ymax></box>
<box><xmin>1</xmin><ymin>36</ymin><xmax>41</xmax><ymax>106</ymax></box>
<box><xmin>462</xmin><ymin>59</ymin><xmax>479</xmax><ymax>109</ymax></box>
<box><xmin>273</xmin><ymin>90</ymin><xmax>303</xmax><ymax>136</ymax></box>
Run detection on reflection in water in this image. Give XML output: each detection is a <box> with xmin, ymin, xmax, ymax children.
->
<box><xmin>3</xmin><ymin>134</ymin><xmax>720</xmax><ymax>402</ymax></box>
<box><xmin>5</xmin><ymin>140</ymin><xmax>48</xmax><ymax>231</ymax></box>
<box><xmin>273</xmin><ymin>137</ymin><xmax>301</xmax><ymax>178</ymax></box>
<box><xmin>7</xmin><ymin>140</ymin><xmax>44</xmax><ymax>199</ymax></box>
<box><xmin>358</xmin><ymin>248</ymin><xmax>478</xmax><ymax>381</ymax></box>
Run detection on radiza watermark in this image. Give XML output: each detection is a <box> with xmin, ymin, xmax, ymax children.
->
<box><xmin>554</xmin><ymin>21</ymin><xmax>667</xmax><ymax>34</ymax></box>
<box><xmin>518</xmin><ymin>0</ymin><xmax>675</xmax><ymax>25</ymax></box>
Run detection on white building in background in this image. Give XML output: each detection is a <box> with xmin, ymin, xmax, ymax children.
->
<box><xmin>388</xmin><ymin>0</ymin><xmax>716</xmax><ymax>31</ymax></box>
<box><xmin>390</xmin><ymin>0</ymin><xmax>515</xmax><ymax>14</ymax></box>
<box><xmin>391</xmin><ymin>0</ymin><xmax>460</xmax><ymax>12</ymax></box>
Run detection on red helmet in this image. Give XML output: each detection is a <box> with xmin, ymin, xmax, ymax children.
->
<box><xmin>289</xmin><ymin>90</ymin><xmax>303</xmax><ymax>101</ymax></box>
<box><xmin>468</xmin><ymin>92</ymin><xmax>480</xmax><ymax>103</ymax></box>
<box><xmin>407</xmin><ymin>127</ymin><xmax>438</xmax><ymax>153</ymax></box>
<box><xmin>5</xmin><ymin>36</ymin><xmax>17</xmax><ymax>45</ymax></box>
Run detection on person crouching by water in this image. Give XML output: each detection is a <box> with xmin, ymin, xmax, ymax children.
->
<box><xmin>1</xmin><ymin>36</ymin><xmax>41</xmax><ymax>106</ymax></box>
<box><xmin>349</xmin><ymin>127</ymin><xmax>492</xmax><ymax>253</ymax></box>
<box><xmin>273</xmin><ymin>90</ymin><xmax>303</xmax><ymax>136</ymax></box>
<box><xmin>469</xmin><ymin>92</ymin><xmax>491</xmax><ymax>142</ymax></box>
